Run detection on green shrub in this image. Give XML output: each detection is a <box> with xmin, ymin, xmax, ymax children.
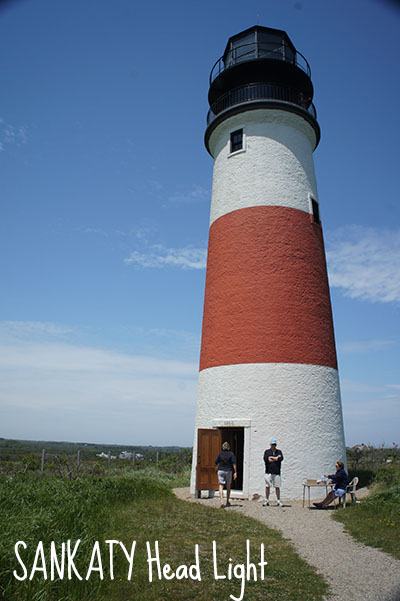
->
<box><xmin>374</xmin><ymin>464</ymin><xmax>400</xmax><ymax>487</ymax></box>
<box><xmin>348</xmin><ymin>468</ymin><xmax>375</xmax><ymax>488</ymax></box>
<box><xmin>364</xmin><ymin>483</ymin><xmax>400</xmax><ymax>507</ymax></box>
<box><xmin>21</xmin><ymin>455</ymin><xmax>40</xmax><ymax>471</ymax></box>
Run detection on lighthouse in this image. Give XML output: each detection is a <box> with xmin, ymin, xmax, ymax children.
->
<box><xmin>190</xmin><ymin>25</ymin><xmax>346</xmax><ymax>499</ymax></box>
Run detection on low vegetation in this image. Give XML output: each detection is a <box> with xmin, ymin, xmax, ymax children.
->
<box><xmin>0</xmin><ymin>468</ymin><xmax>328</xmax><ymax>601</ymax></box>
<box><xmin>334</xmin><ymin>450</ymin><xmax>400</xmax><ymax>560</ymax></box>
<box><xmin>1</xmin><ymin>439</ymin><xmax>399</xmax><ymax>599</ymax></box>
<box><xmin>108</xmin><ymin>492</ymin><xmax>328</xmax><ymax>601</ymax></box>
<box><xmin>0</xmin><ymin>472</ymin><xmax>170</xmax><ymax>600</ymax></box>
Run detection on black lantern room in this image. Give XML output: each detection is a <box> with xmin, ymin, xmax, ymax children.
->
<box><xmin>206</xmin><ymin>26</ymin><xmax>320</xmax><ymax>150</ymax></box>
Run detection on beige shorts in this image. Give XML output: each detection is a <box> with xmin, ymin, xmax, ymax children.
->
<box><xmin>265</xmin><ymin>473</ymin><xmax>281</xmax><ymax>488</ymax></box>
<box><xmin>217</xmin><ymin>470</ymin><xmax>233</xmax><ymax>485</ymax></box>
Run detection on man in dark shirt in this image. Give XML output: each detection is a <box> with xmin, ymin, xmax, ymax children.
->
<box><xmin>263</xmin><ymin>439</ymin><xmax>284</xmax><ymax>507</ymax></box>
<box><xmin>215</xmin><ymin>441</ymin><xmax>237</xmax><ymax>508</ymax></box>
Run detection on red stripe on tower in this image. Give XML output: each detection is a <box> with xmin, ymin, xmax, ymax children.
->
<box><xmin>200</xmin><ymin>205</ymin><xmax>337</xmax><ymax>371</ymax></box>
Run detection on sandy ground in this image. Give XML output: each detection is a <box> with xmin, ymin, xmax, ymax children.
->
<box><xmin>173</xmin><ymin>487</ymin><xmax>400</xmax><ymax>601</ymax></box>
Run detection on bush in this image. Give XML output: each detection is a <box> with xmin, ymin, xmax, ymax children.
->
<box><xmin>374</xmin><ymin>464</ymin><xmax>400</xmax><ymax>487</ymax></box>
<box><xmin>21</xmin><ymin>455</ymin><xmax>39</xmax><ymax>471</ymax></box>
<box><xmin>367</xmin><ymin>483</ymin><xmax>400</xmax><ymax>505</ymax></box>
<box><xmin>348</xmin><ymin>468</ymin><xmax>375</xmax><ymax>488</ymax></box>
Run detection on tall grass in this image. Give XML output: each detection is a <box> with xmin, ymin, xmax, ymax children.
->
<box><xmin>108</xmin><ymin>465</ymin><xmax>191</xmax><ymax>488</ymax></box>
<box><xmin>0</xmin><ymin>472</ymin><xmax>171</xmax><ymax>601</ymax></box>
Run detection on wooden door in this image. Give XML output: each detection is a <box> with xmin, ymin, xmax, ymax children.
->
<box><xmin>196</xmin><ymin>428</ymin><xmax>222</xmax><ymax>491</ymax></box>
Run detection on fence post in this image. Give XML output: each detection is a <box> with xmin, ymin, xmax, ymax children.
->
<box><xmin>41</xmin><ymin>449</ymin><xmax>46</xmax><ymax>472</ymax></box>
<box><xmin>77</xmin><ymin>450</ymin><xmax>81</xmax><ymax>469</ymax></box>
<box><xmin>108</xmin><ymin>451</ymin><xmax>111</xmax><ymax>469</ymax></box>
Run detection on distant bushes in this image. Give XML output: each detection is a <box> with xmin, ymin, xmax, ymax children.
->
<box><xmin>346</xmin><ymin>444</ymin><xmax>399</xmax><ymax>472</ymax></box>
<box><xmin>346</xmin><ymin>444</ymin><xmax>400</xmax><ymax>489</ymax></box>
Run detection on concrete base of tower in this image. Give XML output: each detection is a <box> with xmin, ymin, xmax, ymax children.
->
<box><xmin>190</xmin><ymin>362</ymin><xmax>346</xmax><ymax>500</ymax></box>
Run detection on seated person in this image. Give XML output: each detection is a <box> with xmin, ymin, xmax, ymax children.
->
<box><xmin>313</xmin><ymin>461</ymin><xmax>349</xmax><ymax>508</ymax></box>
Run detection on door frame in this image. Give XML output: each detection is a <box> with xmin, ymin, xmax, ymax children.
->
<box><xmin>212</xmin><ymin>419</ymin><xmax>251</xmax><ymax>498</ymax></box>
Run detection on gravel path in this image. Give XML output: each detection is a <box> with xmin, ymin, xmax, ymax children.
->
<box><xmin>173</xmin><ymin>487</ymin><xmax>400</xmax><ymax>601</ymax></box>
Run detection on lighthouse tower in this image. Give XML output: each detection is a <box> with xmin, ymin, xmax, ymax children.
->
<box><xmin>190</xmin><ymin>26</ymin><xmax>346</xmax><ymax>499</ymax></box>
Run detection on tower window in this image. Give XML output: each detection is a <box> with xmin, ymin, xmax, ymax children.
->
<box><xmin>311</xmin><ymin>197</ymin><xmax>320</xmax><ymax>224</ymax></box>
<box><xmin>230</xmin><ymin>129</ymin><xmax>243</xmax><ymax>153</ymax></box>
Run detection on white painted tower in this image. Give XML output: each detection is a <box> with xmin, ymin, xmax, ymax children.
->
<box><xmin>190</xmin><ymin>26</ymin><xmax>346</xmax><ymax>500</ymax></box>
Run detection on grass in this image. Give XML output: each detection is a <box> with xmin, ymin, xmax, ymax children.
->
<box><xmin>100</xmin><ymin>495</ymin><xmax>328</xmax><ymax>601</ymax></box>
<box><xmin>0</xmin><ymin>471</ymin><xmax>169</xmax><ymax>601</ymax></box>
<box><xmin>0</xmin><ymin>471</ymin><xmax>328</xmax><ymax>601</ymax></box>
<box><xmin>333</xmin><ymin>484</ymin><xmax>400</xmax><ymax>560</ymax></box>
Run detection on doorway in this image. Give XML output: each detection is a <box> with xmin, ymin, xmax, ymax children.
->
<box><xmin>219</xmin><ymin>427</ymin><xmax>244</xmax><ymax>490</ymax></box>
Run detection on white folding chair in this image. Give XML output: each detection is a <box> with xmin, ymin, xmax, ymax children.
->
<box><xmin>342</xmin><ymin>476</ymin><xmax>359</xmax><ymax>508</ymax></box>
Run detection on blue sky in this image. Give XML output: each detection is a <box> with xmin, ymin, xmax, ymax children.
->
<box><xmin>1</xmin><ymin>0</ymin><xmax>399</xmax><ymax>447</ymax></box>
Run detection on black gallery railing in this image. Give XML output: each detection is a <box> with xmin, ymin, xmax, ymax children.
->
<box><xmin>207</xmin><ymin>82</ymin><xmax>317</xmax><ymax>126</ymax></box>
<box><xmin>210</xmin><ymin>42</ymin><xmax>311</xmax><ymax>84</ymax></box>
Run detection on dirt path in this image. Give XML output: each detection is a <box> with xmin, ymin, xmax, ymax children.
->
<box><xmin>173</xmin><ymin>487</ymin><xmax>400</xmax><ymax>601</ymax></box>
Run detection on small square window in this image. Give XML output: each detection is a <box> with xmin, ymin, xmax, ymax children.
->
<box><xmin>311</xmin><ymin>198</ymin><xmax>320</xmax><ymax>224</ymax></box>
<box><xmin>230</xmin><ymin>129</ymin><xmax>243</xmax><ymax>153</ymax></box>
